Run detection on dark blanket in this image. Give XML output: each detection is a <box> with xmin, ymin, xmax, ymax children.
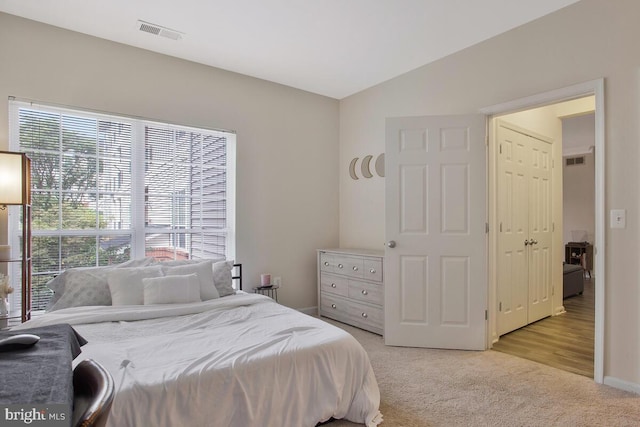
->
<box><xmin>0</xmin><ymin>324</ymin><xmax>87</xmax><ymax>405</ymax></box>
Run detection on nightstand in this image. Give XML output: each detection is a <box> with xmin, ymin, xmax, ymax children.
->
<box><xmin>254</xmin><ymin>285</ymin><xmax>279</xmax><ymax>301</ymax></box>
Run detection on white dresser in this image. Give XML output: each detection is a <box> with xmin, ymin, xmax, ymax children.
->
<box><xmin>317</xmin><ymin>248</ymin><xmax>384</xmax><ymax>335</ymax></box>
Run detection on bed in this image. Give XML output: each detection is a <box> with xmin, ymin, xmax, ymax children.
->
<box><xmin>14</xmin><ymin>259</ymin><xmax>382</xmax><ymax>427</ymax></box>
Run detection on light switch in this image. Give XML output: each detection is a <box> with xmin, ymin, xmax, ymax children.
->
<box><xmin>610</xmin><ymin>209</ymin><xmax>626</xmax><ymax>229</ymax></box>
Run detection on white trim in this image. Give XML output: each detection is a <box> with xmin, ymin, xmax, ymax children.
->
<box><xmin>481</xmin><ymin>78</ymin><xmax>605</xmax><ymax>384</ymax></box>
<box><xmin>8</xmin><ymin>95</ymin><xmax>236</xmax><ymax>135</ymax></box>
<box><xmin>479</xmin><ymin>80</ymin><xmax>602</xmax><ymax>116</ymax></box>
<box><xmin>563</xmin><ymin>145</ymin><xmax>594</xmax><ymax>157</ymax></box>
<box><xmin>603</xmin><ymin>377</ymin><xmax>640</xmax><ymax>395</ymax></box>
<box><xmin>226</xmin><ymin>133</ymin><xmax>237</xmax><ymax>261</ymax></box>
<box><xmin>131</xmin><ymin>122</ymin><xmax>146</xmax><ymax>258</ymax></box>
<box><xmin>593</xmin><ymin>78</ymin><xmax>605</xmax><ymax>384</ymax></box>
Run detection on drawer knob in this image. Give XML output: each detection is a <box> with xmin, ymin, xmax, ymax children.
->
<box><xmin>361</xmin><ymin>290</ymin><xmax>368</xmax><ymax>295</ymax></box>
<box><xmin>352</xmin><ymin>266</ymin><xmax>358</xmax><ymax>271</ymax></box>
<box><xmin>324</xmin><ymin>261</ymin><xmax>329</xmax><ymax>266</ymax></box>
<box><xmin>331</xmin><ymin>283</ymin><xmax>336</xmax><ymax>288</ymax></box>
<box><xmin>370</xmin><ymin>268</ymin><xmax>376</xmax><ymax>274</ymax></box>
<box><xmin>361</xmin><ymin>312</ymin><xmax>368</xmax><ymax>318</ymax></box>
<box><xmin>338</xmin><ymin>264</ymin><xmax>343</xmax><ymax>269</ymax></box>
<box><xmin>331</xmin><ymin>304</ymin><xmax>336</xmax><ymax>309</ymax></box>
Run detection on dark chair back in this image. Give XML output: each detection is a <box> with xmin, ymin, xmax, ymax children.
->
<box><xmin>72</xmin><ymin>359</ymin><xmax>115</xmax><ymax>427</ymax></box>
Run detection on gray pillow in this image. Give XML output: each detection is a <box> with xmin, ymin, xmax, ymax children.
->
<box><xmin>47</xmin><ymin>257</ymin><xmax>156</xmax><ymax>311</ymax></box>
<box><xmin>49</xmin><ymin>268</ymin><xmax>114</xmax><ymax>311</ymax></box>
<box><xmin>213</xmin><ymin>260</ymin><xmax>235</xmax><ymax>297</ymax></box>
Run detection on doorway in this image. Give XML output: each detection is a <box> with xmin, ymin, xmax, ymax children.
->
<box><xmin>493</xmin><ymin>108</ymin><xmax>596</xmax><ymax>377</ymax></box>
<box><xmin>483</xmin><ymin>80</ymin><xmax>604</xmax><ymax>383</ymax></box>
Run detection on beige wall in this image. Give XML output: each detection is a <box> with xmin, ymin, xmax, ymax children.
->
<box><xmin>0</xmin><ymin>12</ymin><xmax>340</xmax><ymax>310</ymax></box>
<box><xmin>563</xmin><ymin>115</ymin><xmax>596</xmax><ymax>247</ymax></box>
<box><xmin>563</xmin><ymin>152</ymin><xmax>596</xmax><ymax>239</ymax></box>
<box><xmin>339</xmin><ymin>0</ymin><xmax>640</xmax><ymax>388</ymax></box>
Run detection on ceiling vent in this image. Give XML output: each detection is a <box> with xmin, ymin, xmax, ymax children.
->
<box><xmin>138</xmin><ymin>20</ymin><xmax>183</xmax><ymax>41</ymax></box>
<box><xmin>566</xmin><ymin>156</ymin><xmax>585</xmax><ymax>166</ymax></box>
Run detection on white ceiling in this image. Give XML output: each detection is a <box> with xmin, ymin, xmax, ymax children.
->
<box><xmin>0</xmin><ymin>0</ymin><xmax>580</xmax><ymax>99</ymax></box>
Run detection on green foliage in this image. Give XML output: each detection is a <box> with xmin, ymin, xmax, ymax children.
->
<box><xmin>21</xmin><ymin>112</ymin><xmax>130</xmax><ymax>275</ymax></box>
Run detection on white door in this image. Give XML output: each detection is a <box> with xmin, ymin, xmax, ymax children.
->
<box><xmin>496</xmin><ymin>125</ymin><xmax>529</xmax><ymax>335</ymax></box>
<box><xmin>496</xmin><ymin>121</ymin><xmax>553</xmax><ymax>335</ymax></box>
<box><xmin>527</xmin><ymin>136</ymin><xmax>553</xmax><ymax>323</ymax></box>
<box><xmin>384</xmin><ymin>114</ymin><xmax>487</xmax><ymax>350</ymax></box>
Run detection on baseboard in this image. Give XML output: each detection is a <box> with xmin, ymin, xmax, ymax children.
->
<box><xmin>297</xmin><ymin>306</ymin><xmax>318</xmax><ymax>316</ymax></box>
<box><xmin>604</xmin><ymin>376</ymin><xmax>640</xmax><ymax>395</ymax></box>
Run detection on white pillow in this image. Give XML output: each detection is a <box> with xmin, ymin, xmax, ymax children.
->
<box><xmin>213</xmin><ymin>260</ymin><xmax>235</xmax><ymax>297</ymax></box>
<box><xmin>108</xmin><ymin>265</ymin><xmax>164</xmax><ymax>306</ymax></box>
<box><xmin>143</xmin><ymin>274</ymin><xmax>201</xmax><ymax>305</ymax></box>
<box><xmin>162</xmin><ymin>260</ymin><xmax>219</xmax><ymax>300</ymax></box>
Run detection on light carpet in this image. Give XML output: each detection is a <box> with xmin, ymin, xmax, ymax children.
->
<box><xmin>324</xmin><ymin>319</ymin><xmax>640</xmax><ymax>427</ymax></box>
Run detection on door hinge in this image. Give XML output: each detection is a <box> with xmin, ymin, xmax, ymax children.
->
<box><xmin>553</xmin><ymin>222</ymin><xmax>555</xmax><ymax>232</ymax></box>
<box><xmin>499</xmin><ymin>144</ymin><xmax>502</xmax><ymax>154</ymax></box>
<box><xmin>486</xmin><ymin>222</ymin><xmax>489</xmax><ymax>233</ymax></box>
<box><xmin>499</xmin><ymin>302</ymin><xmax>502</xmax><ymax>312</ymax></box>
<box><xmin>499</xmin><ymin>222</ymin><xmax>503</xmax><ymax>232</ymax></box>
<box><xmin>485</xmin><ymin>310</ymin><xmax>488</xmax><ymax>320</ymax></box>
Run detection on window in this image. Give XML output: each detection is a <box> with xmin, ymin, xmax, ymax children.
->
<box><xmin>9</xmin><ymin>101</ymin><xmax>236</xmax><ymax>311</ymax></box>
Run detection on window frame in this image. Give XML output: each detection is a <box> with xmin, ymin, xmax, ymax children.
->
<box><xmin>8</xmin><ymin>100</ymin><xmax>236</xmax><ymax>308</ymax></box>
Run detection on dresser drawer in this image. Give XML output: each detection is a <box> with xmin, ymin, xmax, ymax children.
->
<box><xmin>338</xmin><ymin>256</ymin><xmax>364</xmax><ymax>279</ymax></box>
<box><xmin>319</xmin><ymin>252</ymin><xmax>335</xmax><ymax>273</ymax></box>
<box><xmin>363</xmin><ymin>258</ymin><xmax>383</xmax><ymax>282</ymax></box>
<box><xmin>321</xmin><ymin>253</ymin><xmax>364</xmax><ymax>279</ymax></box>
<box><xmin>348</xmin><ymin>280</ymin><xmax>383</xmax><ymax>306</ymax></box>
<box><xmin>348</xmin><ymin>300</ymin><xmax>383</xmax><ymax>330</ymax></box>
<box><xmin>320</xmin><ymin>292</ymin><xmax>350</xmax><ymax>322</ymax></box>
<box><xmin>320</xmin><ymin>273</ymin><xmax>349</xmax><ymax>297</ymax></box>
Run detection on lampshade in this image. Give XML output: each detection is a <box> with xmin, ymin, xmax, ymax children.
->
<box><xmin>0</xmin><ymin>151</ymin><xmax>31</xmax><ymax>205</ymax></box>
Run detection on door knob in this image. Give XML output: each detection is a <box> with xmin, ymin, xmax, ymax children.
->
<box><xmin>387</xmin><ymin>240</ymin><xmax>396</xmax><ymax>248</ymax></box>
<box><xmin>524</xmin><ymin>239</ymin><xmax>530</xmax><ymax>246</ymax></box>
<box><xmin>531</xmin><ymin>239</ymin><xmax>538</xmax><ymax>245</ymax></box>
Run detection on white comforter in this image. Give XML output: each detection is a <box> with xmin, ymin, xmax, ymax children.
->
<box><xmin>16</xmin><ymin>293</ymin><xmax>382</xmax><ymax>427</ymax></box>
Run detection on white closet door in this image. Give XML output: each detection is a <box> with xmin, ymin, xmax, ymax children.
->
<box><xmin>496</xmin><ymin>120</ymin><xmax>553</xmax><ymax>336</ymax></box>
<box><xmin>497</xmin><ymin>125</ymin><xmax>529</xmax><ymax>335</ymax></box>
<box><xmin>527</xmin><ymin>136</ymin><xmax>553</xmax><ymax>323</ymax></box>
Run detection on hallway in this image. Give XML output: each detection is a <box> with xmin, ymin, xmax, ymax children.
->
<box><xmin>492</xmin><ymin>276</ymin><xmax>594</xmax><ymax>377</ymax></box>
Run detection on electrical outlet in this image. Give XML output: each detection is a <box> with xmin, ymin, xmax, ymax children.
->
<box><xmin>273</xmin><ymin>276</ymin><xmax>282</xmax><ymax>287</ymax></box>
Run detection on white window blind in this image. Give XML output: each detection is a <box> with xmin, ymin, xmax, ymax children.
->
<box><xmin>8</xmin><ymin>100</ymin><xmax>236</xmax><ymax>311</ymax></box>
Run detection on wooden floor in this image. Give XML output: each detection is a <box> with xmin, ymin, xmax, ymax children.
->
<box><xmin>492</xmin><ymin>276</ymin><xmax>594</xmax><ymax>378</ymax></box>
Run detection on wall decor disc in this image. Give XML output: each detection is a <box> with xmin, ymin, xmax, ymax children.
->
<box><xmin>349</xmin><ymin>157</ymin><xmax>359</xmax><ymax>180</ymax></box>
<box><xmin>375</xmin><ymin>153</ymin><xmax>385</xmax><ymax>177</ymax></box>
<box><xmin>361</xmin><ymin>155</ymin><xmax>374</xmax><ymax>178</ymax></box>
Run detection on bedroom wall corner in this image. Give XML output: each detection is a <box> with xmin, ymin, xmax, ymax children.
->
<box><xmin>0</xmin><ymin>11</ymin><xmax>340</xmax><ymax>311</ymax></box>
<box><xmin>337</xmin><ymin>0</ymin><xmax>640</xmax><ymax>387</ymax></box>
